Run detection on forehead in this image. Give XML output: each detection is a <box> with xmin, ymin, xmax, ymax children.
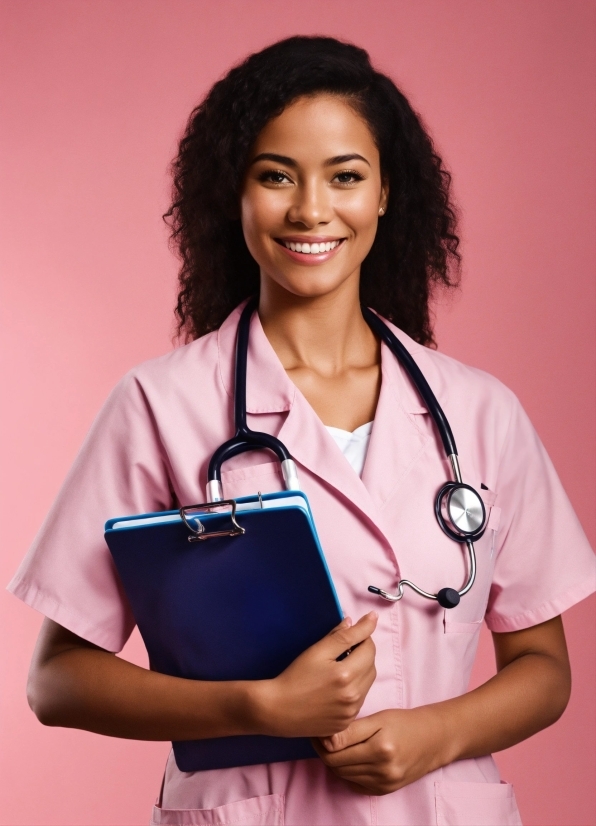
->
<box><xmin>250</xmin><ymin>94</ymin><xmax>379</xmax><ymax>164</ymax></box>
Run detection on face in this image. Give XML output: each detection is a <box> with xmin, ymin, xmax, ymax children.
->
<box><xmin>240</xmin><ymin>94</ymin><xmax>388</xmax><ymax>301</ymax></box>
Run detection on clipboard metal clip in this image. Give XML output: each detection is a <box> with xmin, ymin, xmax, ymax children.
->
<box><xmin>180</xmin><ymin>500</ymin><xmax>245</xmax><ymax>543</ymax></box>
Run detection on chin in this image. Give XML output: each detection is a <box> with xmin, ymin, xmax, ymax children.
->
<box><xmin>276</xmin><ymin>280</ymin><xmax>348</xmax><ymax>301</ymax></box>
<box><xmin>267</xmin><ymin>267</ymin><xmax>355</xmax><ymax>300</ymax></box>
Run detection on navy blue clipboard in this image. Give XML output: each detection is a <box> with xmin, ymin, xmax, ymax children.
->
<box><xmin>104</xmin><ymin>491</ymin><xmax>343</xmax><ymax>772</ymax></box>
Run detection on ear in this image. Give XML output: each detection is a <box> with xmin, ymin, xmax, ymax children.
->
<box><xmin>379</xmin><ymin>178</ymin><xmax>389</xmax><ymax>214</ymax></box>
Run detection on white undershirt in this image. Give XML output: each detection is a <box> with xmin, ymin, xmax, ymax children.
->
<box><xmin>325</xmin><ymin>421</ymin><xmax>373</xmax><ymax>478</ymax></box>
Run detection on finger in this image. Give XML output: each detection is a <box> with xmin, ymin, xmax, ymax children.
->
<box><xmin>345</xmin><ymin>775</ymin><xmax>391</xmax><ymax>796</ymax></box>
<box><xmin>315</xmin><ymin>739</ymin><xmax>377</xmax><ymax>769</ymax></box>
<box><xmin>335</xmin><ymin>641</ymin><xmax>361</xmax><ymax>662</ymax></box>
<box><xmin>327</xmin><ymin>612</ymin><xmax>378</xmax><ymax>659</ymax></box>
<box><xmin>328</xmin><ymin>762</ymin><xmax>376</xmax><ymax>779</ymax></box>
<box><xmin>324</xmin><ymin>761</ymin><xmax>380</xmax><ymax>792</ymax></box>
<box><xmin>321</xmin><ymin>715</ymin><xmax>382</xmax><ymax>753</ymax></box>
<box><xmin>334</xmin><ymin>637</ymin><xmax>376</xmax><ymax>673</ymax></box>
<box><xmin>346</xmin><ymin>780</ymin><xmax>373</xmax><ymax>795</ymax></box>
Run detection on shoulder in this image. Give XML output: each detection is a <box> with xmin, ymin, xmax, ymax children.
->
<box><xmin>121</xmin><ymin>302</ymin><xmax>246</xmax><ymax>401</ymax></box>
<box><xmin>387</xmin><ymin>319</ymin><xmax>519</xmax><ymax>419</ymax></box>
<box><xmin>114</xmin><ymin>328</ymin><xmax>223</xmax><ymax>400</ymax></box>
<box><xmin>89</xmin><ymin>329</ymin><xmax>227</xmax><ymax>440</ymax></box>
<box><xmin>427</xmin><ymin>346</ymin><xmax>516</xmax><ymax>411</ymax></box>
<box><xmin>380</xmin><ymin>320</ymin><xmax>525</xmax><ymax>476</ymax></box>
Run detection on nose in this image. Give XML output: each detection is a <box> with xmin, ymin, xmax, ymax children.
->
<box><xmin>287</xmin><ymin>178</ymin><xmax>332</xmax><ymax>228</ymax></box>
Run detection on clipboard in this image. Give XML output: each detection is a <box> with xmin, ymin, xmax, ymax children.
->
<box><xmin>105</xmin><ymin>490</ymin><xmax>343</xmax><ymax>772</ymax></box>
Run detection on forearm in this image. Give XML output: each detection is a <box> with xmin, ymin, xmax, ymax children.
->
<box><xmin>315</xmin><ymin>617</ymin><xmax>571</xmax><ymax>795</ymax></box>
<box><xmin>436</xmin><ymin>634</ymin><xmax>571</xmax><ymax>765</ymax></box>
<box><xmin>28</xmin><ymin>646</ymin><xmax>264</xmax><ymax>741</ymax></box>
<box><xmin>27</xmin><ymin>612</ymin><xmax>378</xmax><ymax>742</ymax></box>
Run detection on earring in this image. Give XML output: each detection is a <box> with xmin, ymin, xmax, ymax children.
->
<box><xmin>378</xmin><ymin>207</ymin><xmax>385</xmax><ymax>215</ymax></box>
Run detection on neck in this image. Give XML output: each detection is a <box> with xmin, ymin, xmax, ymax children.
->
<box><xmin>258</xmin><ymin>277</ymin><xmax>379</xmax><ymax>375</ymax></box>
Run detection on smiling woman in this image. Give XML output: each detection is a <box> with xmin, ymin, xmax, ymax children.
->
<box><xmin>166</xmin><ymin>36</ymin><xmax>460</xmax><ymax>348</ymax></box>
<box><xmin>8</xmin><ymin>34</ymin><xmax>595</xmax><ymax>826</ymax></box>
<box><xmin>239</xmin><ymin>93</ymin><xmax>389</xmax><ymax>430</ymax></box>
<box><xmin>242</xmin><ymin>96</ymin><xmax>387</xmax><ymax>293</ymax></box>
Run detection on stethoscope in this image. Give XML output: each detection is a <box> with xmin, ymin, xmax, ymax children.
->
<box><xmin>206</xmin><ymin>298</ymin><xmax>487</xmax><ymax>609</ymax></box>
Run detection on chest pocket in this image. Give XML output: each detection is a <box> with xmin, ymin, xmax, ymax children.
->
<box><xmin>479</xmin><ymin>486</ymin><xmax>501</xmax><ymax>563</ymax></box>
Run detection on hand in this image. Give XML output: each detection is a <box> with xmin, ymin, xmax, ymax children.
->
<box><xmin>253</xmin><ymin>613</ymin><xmax>377</xmax><ymax>738</ymax></box>
<box><xmin>313</xmin><ymin>617</ymin><xmax>574</xmax><ymax>795</ymax></box>
<box><xmin>313</xmin><ymin>707</ymin><xmax>451</xmax><ymax>795</ymax></box>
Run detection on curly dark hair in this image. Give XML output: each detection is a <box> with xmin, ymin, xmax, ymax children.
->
<box><xmin>165</xmin><ymin>36</ymin><xmax>460</xmax><ymax>346</ymax></box>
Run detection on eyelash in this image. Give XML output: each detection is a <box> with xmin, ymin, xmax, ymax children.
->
<box><xmin>258</xmin><ymin>170</ymin><xmax>291</xmax><ymax>184</ymax></box>
<box><xmin>257</xmin><ymin>169</ymin><xmax>365</xmax><ymax>185</ymax></box>
<box><xmin>334</xmin><ymin>170</ymin><xmax>365</xmax><ymax>184</ymax></box>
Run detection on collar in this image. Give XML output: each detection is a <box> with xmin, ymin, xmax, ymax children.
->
<box><xmin>216</xmin><ymin>301</ymin><xmax>447</xmax><ymax>549</ymax></box>
<box><xmin>217</xmin><ymin>302</ymin><xmax>295</xmax><ymax>414</ymax></box>
<box><xmin>216</xmin><ymin>301</ymin><xmax>446</xmax><ymax>417</ymax></box>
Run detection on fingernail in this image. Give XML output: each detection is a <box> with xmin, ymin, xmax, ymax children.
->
<box><xmin>344</xmin><ymin>616</ymin><xmax>352</xmax><ymax>627</ymax></box>
<box><xmin>369</xmin><ymin>611</ymin><xmax>378</xmax><ymax>620</ymax></box>
<box><xmin>322</xmin><ymin>737</ymin><xmax>333</xmax><ymax>750</ymax></box>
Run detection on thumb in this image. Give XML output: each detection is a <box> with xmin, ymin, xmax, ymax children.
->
<box><xmin>326</xmin><ymin>611</ymin><xmax>377</xmax><ymax>658</ymax></box>
<box><xmin>321</xmin><ymin>715</ymin><xmax>381</xmax><ymax>753</ymax></box>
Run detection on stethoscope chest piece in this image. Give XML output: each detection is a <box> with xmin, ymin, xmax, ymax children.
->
<box><xmin>435</xmin><ymin>483</ymin><xmax>486</xmax><ymax>542</ymax></box>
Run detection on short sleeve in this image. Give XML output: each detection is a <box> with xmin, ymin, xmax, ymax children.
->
<box><xmin>6</xmin><ymin>372</ymin><xmax>173</xmax><ymax>652</ymax></box>
<box><xmin>485</xmin><ymin>394</ymin><xmax>596</xmax><ymax>632</ymax></box>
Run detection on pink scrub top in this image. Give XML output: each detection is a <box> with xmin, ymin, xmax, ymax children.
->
<box><xmin>8</xmin><ymin>304</ymin><xmax>596</xmax><ymax>826</ymax></box>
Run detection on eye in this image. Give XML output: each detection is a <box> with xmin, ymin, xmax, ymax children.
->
<box><xmin>333</xmin><ymin>170</ymin><xmax>365</xmax><ymax>185</ymax></box>
<box><xmin>258</xmin><ymin>169</ymin><xmax>293</xmax><ymax>185</ymax></box>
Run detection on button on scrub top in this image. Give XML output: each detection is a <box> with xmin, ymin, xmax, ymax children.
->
<box><xmin>7</xmin><ymin>303</ymin><xmax>596</xmax><ymax>826</ymax></box>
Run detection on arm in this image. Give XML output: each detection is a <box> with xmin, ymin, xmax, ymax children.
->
<box><xmin>27</xmin><ymin>613</ymin><xmax>377</xmax><ymax>741</ymax></box>
<box><xmin>315</xmin><ymin>615</ymin><xmax>571</xmax><ymax>795</ymax></box>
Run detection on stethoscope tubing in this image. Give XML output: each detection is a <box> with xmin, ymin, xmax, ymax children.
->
<box><xmin>206</xmin><ymin>298</ymin><xmax>481</xmax><ymax>608</ymax></box>
<box><xmin>361</xmin><ymin>306</ymin><xmax>458</xmax><ymax>458</ymax></box>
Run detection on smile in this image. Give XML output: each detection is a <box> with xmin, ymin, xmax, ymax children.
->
<box><xmin>281</xmin><ymin>239</ymin><xmax>342</xmax><ymax>254</ymax></box>
<box><xmin>274</xmin><ymin>237</ymin><xmax>346</xmax><ymax>264</ymax></box>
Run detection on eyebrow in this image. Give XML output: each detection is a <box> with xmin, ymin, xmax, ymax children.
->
<box><xmin>250</xmin><ymin>152</ymin><xmax>371</xmax><ymax>168</ymax></box>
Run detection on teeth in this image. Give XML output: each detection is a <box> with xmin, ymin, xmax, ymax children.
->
<box><xmin>284</xmin><ymin>240</ymin><xmax>341</xmax><ymax>254</ymax></box>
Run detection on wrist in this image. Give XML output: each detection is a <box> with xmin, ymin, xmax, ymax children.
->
<box><xmin>240</xmin><ymin>678</ymin><xmax>280</xmax><ymax>737</ymax></box>
<box><xmin>188</xmin><ymin>679</ymin><xmax>274</xmax><ymax>739</ymax></box>
<box><xmin>428</xmin><ymin>699</ymin><xmax>465</xmax><ymax>767</ymax></box>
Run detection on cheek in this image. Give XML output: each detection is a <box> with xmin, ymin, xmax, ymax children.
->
<box><xmin>239</xmin><ymin>195</ymin><xmax>260</xmax><ymax>244</ymax></box>
<box><xmin>338</xmin><ymin>191</ymin><xmax>380</xmax><ymax>240</ymax></box>
<box><xmin>240</xmin><ymin>192</ymin><xmax>282</xmax><ymax>255</ymax></box>
<box><xmin>240</xmin><ymin>190</ymin><xmax>283</xmax><ymax>234</ymax></box>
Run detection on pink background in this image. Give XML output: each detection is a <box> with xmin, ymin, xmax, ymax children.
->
<box><xmin>1</xmin><ymin>1</ymin><xmax>594</xmax><ymax>824</ymax></box>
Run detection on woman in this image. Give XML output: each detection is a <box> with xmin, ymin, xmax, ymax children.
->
<box><xmin>9</xmin><ymin>36</ymin><xmax>595</xmax><ymax>826</ymax></box>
